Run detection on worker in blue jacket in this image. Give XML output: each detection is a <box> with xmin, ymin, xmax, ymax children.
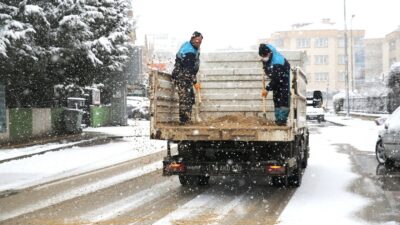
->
<box><xmin>172</xmin><ymin>31</ymin><xmax>203</xmax><ymax>124</ymax></box>
<box><xmin>259</xmin><ymin>43</ymin><xmax>291</xmax><ymax>126</ymax></box>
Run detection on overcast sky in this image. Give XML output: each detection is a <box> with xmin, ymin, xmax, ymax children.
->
<box><xmin>132</xmin><ymin>0</ymin><xmax>400</xmax><ymax>51</ymax></box>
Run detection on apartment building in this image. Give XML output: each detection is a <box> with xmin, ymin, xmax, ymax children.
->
<box><xmin>383</xmin><ymin>27</ymin><xmax>400</xmax><ymax>75</ymax></box>
<box><xmin>364</xmin><ymin>39</ymin><xmax>383</xmax><ymax>81</ymax></box>
<box><xmin>262</xmin><ymin>19</ymin><xmax>365</xmax><ymax>97</ymax></box>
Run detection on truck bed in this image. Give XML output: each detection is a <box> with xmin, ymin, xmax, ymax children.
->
<box><xmin>154</xmin><ymin>115</ymin><xmax>292</xmax><ymax>141</ymax></box>
<box><xmin>150</xmin><ymin>51</ymin><xmax>307</xmax><ymax>142</ymax></box>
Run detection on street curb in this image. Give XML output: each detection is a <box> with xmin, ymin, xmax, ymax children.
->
<box><xmin>336</xmin><ymin>112</ymin><xmax>385</xmax><ymax>120</ymax></box>
<box><xmin>0</xmin><ymin>135</ymin><xmax>111</xmax><ymax>164</ymax></box>
<box><xmin>324</xmin><ymin>119</ymin><xmax>346</xmax><ymax>127</ymax></box>
<box><xmin>0</xmin><ymin>134</ymin><xmax>152</xmax><ymax>164</ymax></box>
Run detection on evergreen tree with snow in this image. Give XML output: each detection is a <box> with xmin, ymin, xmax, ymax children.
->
<box><xmin>0</xmin><ymin>0</ymin><xmax>135</xmax><ymax>107</ymax></box>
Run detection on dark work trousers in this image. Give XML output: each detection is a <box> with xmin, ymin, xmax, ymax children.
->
<box><xmin>177</xmin><ymin>81</ymin><xmax>195</xmax><ymax>123</ymax></box>
<box><xmin>271</xmin><ymin>74</ymin><xmax>290</xmax><ymax>123</ymax></box>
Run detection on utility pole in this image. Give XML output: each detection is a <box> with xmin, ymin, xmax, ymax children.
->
<box><xmin>326</xmin><ymin>76</ymin><xmax>329</xmax><ymax>110</ymax></box>
<box><xmin>350</xmin><ymin>14</ymin><xmax>355</xmax><ymax>92</ymax></box>
<box><xmin>344</xmin><ymin>0</ymin><xmax>350</xmax><ymax>117</ymax></box>
<box><xmin>111</xmin><ymin>73</ymin><xmax>128</xmax><ymax>126</ymax></box>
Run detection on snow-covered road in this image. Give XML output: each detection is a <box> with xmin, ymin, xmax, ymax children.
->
<box><xmin>0</xmin><ymin>116</ymin><xmax>399</xmax><ymax>225</ymax></box>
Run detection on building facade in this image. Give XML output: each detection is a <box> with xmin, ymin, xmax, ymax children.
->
<box><xmin>263</xmin><ymin>19</ymin><xmax>365</xmax><ymax>98</ymax></box>
<box><xmin>383</xmin><ymin>28</ymin><xmax>400</xmax><ymax>75</ymax></box>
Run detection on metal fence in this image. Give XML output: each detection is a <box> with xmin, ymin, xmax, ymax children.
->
<box><xmin>335</xmin><ymin>95</ymin><xmax>399</xmax><ymax>114</ymax></box>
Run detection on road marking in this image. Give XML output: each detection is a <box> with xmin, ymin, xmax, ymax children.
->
<box><xmin>79</xmin><ymin>179</ymin><xmax>180</xmax><ymax>223</ymax></box>
<box><xmin>0</xmin><ymin>161</ymin><xmax>162</xmax><ymax>221</ymax></box>
<box><xmin>152</xmin><ymin>186</ymin><xmax>247</xmax><ymax>225</ymax></box>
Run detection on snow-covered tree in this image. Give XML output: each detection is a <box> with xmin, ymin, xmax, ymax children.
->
<box><xmin>387</xmin><ymin>62</ymin><xmax>400</xmax><ymax>113</ymax></box>
<box><xmin>48</xmin><ymin>0</ymin><xmax>135</xmax><ymax>87</ymax></box>
<box><xmin>0</xmin><ymin>1</ymin><xmax>52</xmax><ymax>107</ymax></box>
<box><xmin>0</xmin><ymin>0</ymin><xmax>135</xmax><ymax>107</ymax></box>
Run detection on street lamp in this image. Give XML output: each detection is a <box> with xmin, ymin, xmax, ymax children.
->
<box><xmin>350</xmin><ymin>14</ymin><xmax>355</xmax><ymax>92</ymax></box>
<box><xmin>343</xmin><ymin>0</ymin><xmax>350</xmax><ymax>117</ymax></box>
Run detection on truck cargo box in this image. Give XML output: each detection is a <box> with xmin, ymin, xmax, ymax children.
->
<box><xmin>150</xmin><ymin>50</ymin><xmax>307</xmax><ymax>142</ymax></box>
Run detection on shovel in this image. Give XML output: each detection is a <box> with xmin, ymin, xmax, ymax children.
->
<box><xmin>194</xmin><ymin>85</ymin><xmax>202</xmax><ymax>122</ymax></box>
<box><xmin>262</xmin><ymin>74</ymin><xmax>267</xmax><ymax>119</ymax></box>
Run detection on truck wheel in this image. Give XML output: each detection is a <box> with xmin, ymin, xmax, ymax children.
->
<box><xmin>179</xmin><ymin>175</ymin><xmax>198</xmax><ymax>186</ymax></box>
<box><xmin>198</xmin><ymin>176</ymin><xmax>210</xmax><ymax>185</ymax></box>
<box><xmin>288</xmin><ymin>168</ymin><xmax>302</xmax><ymax>187</ymax></box>
<box><xmin>300</xmin><ymin>138</ymin><xmax>308</xmax><ymax>169</ymax></box>
<box><xmin>302</xmin><ymin>150</ymin><xmax>309</xmax><ymax>169</ymax></box>
<box><xmin>179</xmin><ymin>175</ymin><xmax>209</xmax><ymax>186</ymax></box>
<box><xmin>271</xmin><ymin>176</ymin><xmax>288</xmax><ymax>187</ymax></box>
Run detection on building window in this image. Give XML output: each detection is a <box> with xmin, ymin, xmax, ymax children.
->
<box><xmin>389</xmin><ymin>40</ymin><xmax>396</xmax><ymax>51</ymax></box>
<box><xmin>296</xmin><ymin>38</ymin><xmax>310</xmax><ymax>48</ymax></box>
<box><xmin>338</xmin><ymin>55</ymin><xmax>346</xmax><ymax>65</ymax></box>
<box><xmin>338</xmin><ymin>38</ymin><xmax>345</xmax><ymax>48</ymax></box>
<box><xmin>315</xmin><ymin>72</ymin><xmax>328</xmax><ymax>82</ymax></box>
<box><xmin>272</xmin><ymin>39</ymin><xmax>284</xmax><ymax>48</ymax></box>
<box><xmin>314</xmin><ymin>38</ymin><xmax>329</xmax><ymax>48</ymax></box>
<box><xmin>338</xmin><ymin>71</ymin><xmax>346</xmax><ymax>81</ymax></box>
<box><xmin>314</xmin><ymin>55</ymin><xmax>329</xmax><ymax>65</ymax></box>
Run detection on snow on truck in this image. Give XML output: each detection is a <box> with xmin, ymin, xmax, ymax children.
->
<box><xmin>150</xmin><ymin>50</ymin><xmax>309</xmax><ymax>187</ymax></box>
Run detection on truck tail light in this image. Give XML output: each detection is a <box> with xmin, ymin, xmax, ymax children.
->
<box><xmin>266</xmin><ymin>165</ymin><xmax>285</xmax><ymax>174</ymax></box>
<box><xmin>166</xmin><ymin>162</ymin><xmax>186</xmax><ymax>173</ymax></box>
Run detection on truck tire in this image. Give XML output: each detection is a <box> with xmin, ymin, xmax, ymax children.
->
<box><xmin>271</xmin><ymin>176</ymin><xmax>288</xmax><ymax>187</ymax></box>
<box><xmin>301</xmin><ymin>138</ymin><xmax>309</xmax><ymax>169</ymax></box>
<box><xmin>179</xmin><ymin>175</ymin><xmax>210</xmax><ymax>186</ymax></box>
<box><xmin>179</xmin><ymin>175</ymin><xmax>197</xmax><ymax>186</ymax></box>
<box><xmin>198</xmin><ymin>176</ymin><xmax>210</xmax><ymax>185</ymax></box>
<box><xmin>288</xmin><ymin>168</ymin><xmax>302</xmax><ymax>187</ymax></box>
<box><xmin>302</xmin><ymin>151</ymin><xmax>309</xmax><ymax>169</ymax></box>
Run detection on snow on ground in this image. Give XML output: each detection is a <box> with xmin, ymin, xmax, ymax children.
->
<box><xmin>0</xmin><ymin>120</ymin><xmax>148</xmax><ymax>162</ymax></box>
<box><xmin>0</xmin><ymin>121</ymin><xmax>167</xmax><ymax>192</ymax></box>
<box><xmin>325</xmin><ymin>113</ymin><xmax>384</xmax><ymax>152</ymax></box>
<box><xmin>84</xmin><ymin>119</ymin><xmax>148</xmax><ymax>137</ymax></box>
<box><xmin>0</xmin><ymin>139</ymin><xmax>93</xmax><ymax>162</ymax></box>
<box><xmin>0</xmin><ymin>115</ymin><xmax>391</xmax><ymax>224</ymax></box>
<box><xmin>277</xmin><ymin>114</ymin><xmax>383</xmax><ymax>225</ymax></box>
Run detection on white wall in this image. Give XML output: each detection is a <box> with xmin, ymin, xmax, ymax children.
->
<box><xmin>32</xmin><ymin>108</ymin><xmax>52</xmax><ymax>136</ymax></box>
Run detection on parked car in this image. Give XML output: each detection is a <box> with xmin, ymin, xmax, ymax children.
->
<box><xmin>376</xmin><ymin>106</ymin><xmax>400</xmax><ymax>166</ymax></box>
<box><xmin>306</xmin><ymin>90</ymin><xmax>325</xmax><ymax>122</ymax></box>
<box><xmin>127</xmin><ymin>96</ymin><xmax>150</xmax><ymax>120</ymax></box>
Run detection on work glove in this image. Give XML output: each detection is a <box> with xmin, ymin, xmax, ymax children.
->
<box><xmin>261</xmin><ymin>90</ymin><xmax>268</xmax><ymax>97</ymax></box>
<box><xmin>194</xmin><ymin>83</ymin><xmax>201</xmax><ymax>91</ymax></box>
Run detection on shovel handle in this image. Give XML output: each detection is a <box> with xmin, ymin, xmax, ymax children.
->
<box><xmin>262</xmin><ymin>74</ymin><xmax>267</xmax><ymax>115</ymax></box>
<box><xmin>196</xmin><ymin>87</ymin><xmax>202</xmax><ymax>103</ymax></box>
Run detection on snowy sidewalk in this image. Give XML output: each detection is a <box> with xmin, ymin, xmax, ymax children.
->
<box><xmin>0</xmin><ymin>120</ymin><xmax>168</xmax><ymax>192</ymax></box>
<box><xmin>0</xmin><ymin>120</ymin><xmax>148</xmax><ymax>163</ymax></box>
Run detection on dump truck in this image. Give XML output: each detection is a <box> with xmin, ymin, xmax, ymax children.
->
<box><xmin>150</xmin><ymin>50</ymin><xmax>309</xmax><ymax>187</ymax></box>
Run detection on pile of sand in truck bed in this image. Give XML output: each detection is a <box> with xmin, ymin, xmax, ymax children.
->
<box><xmin>195</xmin><ymin>114</ymin><xmax>276</xmax><ymax>128</ymax></box>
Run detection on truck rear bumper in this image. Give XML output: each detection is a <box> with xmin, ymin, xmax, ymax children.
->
<box><xmin>163</xmin><ymin>156</ymin><xmax>288</xmax><ymax>177</ymax></box>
